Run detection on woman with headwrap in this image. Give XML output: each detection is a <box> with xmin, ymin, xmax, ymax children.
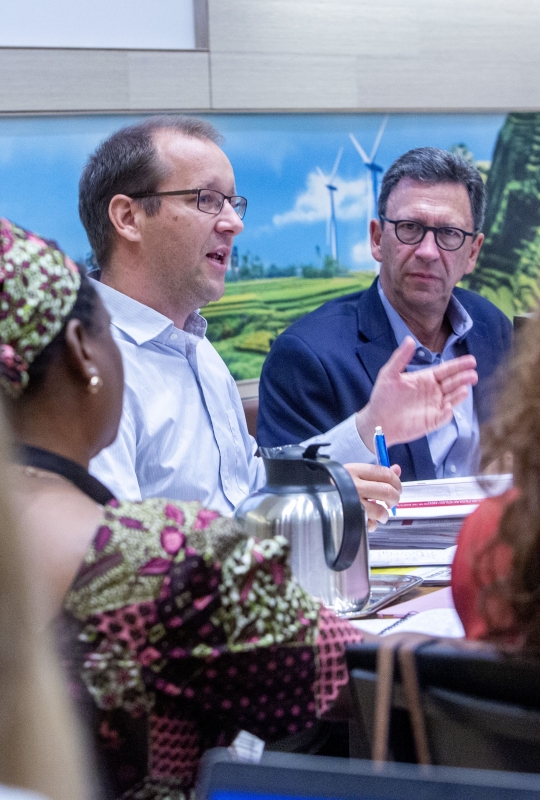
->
<box><xmin>0</xmin><ymin>218</ymin><xmax>369</xmax><ymax>800</ymax></box>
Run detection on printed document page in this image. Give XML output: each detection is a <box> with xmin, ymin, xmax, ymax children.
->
<box><xmin>369</xmin><ymin>545</ymin><xmax>457</xmax><ymax>567</ymax></box>
<box><xmin>353</xmin><ymin>608</ymin><xmax>464</xmax><ymax>638</ymax></box>
<box><xmin>396</xmin><ymin>474</ymin><xmax>512</xmax><ymax>519</ymax></box>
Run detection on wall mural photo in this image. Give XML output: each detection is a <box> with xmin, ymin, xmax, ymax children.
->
<box><xmin>0</xmin><ymin>112</ymin><xmax>538</xmax><ymax>379</ymax></box>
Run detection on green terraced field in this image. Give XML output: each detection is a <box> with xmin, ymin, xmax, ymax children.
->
<box><xmin>204</xmin><ymin>273</ymin><xmax>376</xmax><ymax>380</ymax></box>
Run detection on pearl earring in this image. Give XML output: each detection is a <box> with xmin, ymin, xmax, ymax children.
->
<box><xmin>88</xmin><ymin>373</ymin><xmax>104</xmax><ymax>394</ymax></box>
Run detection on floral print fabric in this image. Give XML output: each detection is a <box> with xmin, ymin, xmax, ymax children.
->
<box><xmin>60</xmin><ymin>498</ymin><xmax>362</xmax><ymax>800</ymax></box>
<box><xmin>0</xmin><ymin>218</ymin><xmax>80</xmax><ymax>396</ymax></box>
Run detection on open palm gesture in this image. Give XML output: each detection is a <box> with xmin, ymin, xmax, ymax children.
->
<box><xmin>356</xmin><ymin>336</ymin><xmax>478</xmax><ymax>449</ymax></box>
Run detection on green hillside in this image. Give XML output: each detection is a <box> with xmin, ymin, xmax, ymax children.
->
<box><xmin>465</xmin><ymin>113</ymin><xmax>540</xmax><ymax>316</ymax></box>
<box><xmin>204</xmin><ymin>273</ymin><xmax>376</xmax><ymax>379</ymax></box>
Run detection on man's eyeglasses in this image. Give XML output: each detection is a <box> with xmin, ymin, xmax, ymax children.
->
<box><xmin>129</xmin><ymin>188</ymin><xmax>248</xmax><ymax>220</ymax></box>
<box><xmin>380</xmin><ymin>215</ymin><xmax>477</xmax><ymax>251</ymax></box>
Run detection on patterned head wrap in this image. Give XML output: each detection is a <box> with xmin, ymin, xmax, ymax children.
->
<box><xmin>0</xmin><ymin>218</ymin><xmax>81</xmax><ymax>397</ymax></box>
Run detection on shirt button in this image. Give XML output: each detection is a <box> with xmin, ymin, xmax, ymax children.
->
<box><xmin>450</xmin><ymin>464</ymin><xmax>457</xmax><ymax>474</ymax></box>
<box><xmin>170</xmin><ymin>333</ymin><xmax>178</xmax><ymax>341</ymax></box>
<box><xmin>417</xmin><ymin>349</ymin><xmax>425</xmax><ymax>357</ymax></box>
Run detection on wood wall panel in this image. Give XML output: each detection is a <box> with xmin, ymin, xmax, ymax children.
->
<box><xmin>0</xmin><ymin>50</ymin><xmax>129</xmax><ymax>111</ymax></box>
<box><xmin>208</xmin><ymin>0</ymin><xmax>418</xmax><ymax>57</ymax></box>
<box><xmin>0</xmin><ymin>49</ymin><xmax>210</xmax><ymax>113</ymax></box>
<box><xmin>1</xmin><ymin>0</ymin><xmax>540</xmax><ymax>113</ymax></box>
<box><xmin>127</xmin><ymin>51</ymin><xmax>210</xmax><ymax>110</ymax></box>
<box><xmin>207</xmin><ymin>0</ymin><xmax>540</xmax><ymax>111</ymax></box>
<box><xmin>210</xmin><ymin>53</ymin><xmax>358</xmax><ymax>109</ymax></box>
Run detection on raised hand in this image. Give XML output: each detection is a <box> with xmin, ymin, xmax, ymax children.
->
<box><xmin>355</xmin><ymin>336</ymin><xmax>478</xmax><ymax>450</ymax></box>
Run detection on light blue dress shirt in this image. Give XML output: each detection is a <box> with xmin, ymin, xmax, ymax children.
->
<box><xmin>377</xmin><ymin>283</ymin><xmax>480</xmax><ymax>478</ymax></box>
<box><xmin>89</xmin><ymin>281</ymin><xmax>266</xmax><ymax>515</ymax></box>
<box><xmin>90</xmin><ymin>284</ymin><xmax>373</xmax><ymax>513</ymax></box>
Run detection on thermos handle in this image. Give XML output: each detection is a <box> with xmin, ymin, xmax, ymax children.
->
<box><xmin>313</xmin><ymin>459</ymin><xmax>366</xmax><ymax>572</ymax></box>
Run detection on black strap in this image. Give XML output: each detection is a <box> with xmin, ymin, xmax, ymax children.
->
<box><xmin>16</xmin><ymin>444</ymin><xmax>115</xmax><ymax>506</ymax></box>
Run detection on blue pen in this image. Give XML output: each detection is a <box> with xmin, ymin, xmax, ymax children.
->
<box><xmin>374</xmin><ymin>426</ymin><xmax>397</xmax><ymax>516</ymax></box>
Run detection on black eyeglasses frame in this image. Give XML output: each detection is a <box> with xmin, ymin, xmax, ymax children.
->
<box><xmin>128</xmin><ymin>188</ymin><xmax>248</xmax><ymax>220</ymax></box>
<box><xmin>379</xmin><ymin>214</ymin><xmax>478</xmax><ymax>252</ymax></box>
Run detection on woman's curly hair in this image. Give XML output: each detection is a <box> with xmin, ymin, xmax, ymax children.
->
<box><xmin>478</xmin><ymin>309</ymin><xmax>540</xmax><ymax>648</ymax></box>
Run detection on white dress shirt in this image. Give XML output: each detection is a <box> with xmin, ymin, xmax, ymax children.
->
<box><xmin>90</xmin><ymin>281</ymin><xmax>265</xmax><ymax>515</ymax></box>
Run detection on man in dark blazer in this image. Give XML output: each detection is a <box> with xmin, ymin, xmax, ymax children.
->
<box><xmin>258</xmin><ymin>148</ymin><xmax>512</xmax><ymax>482</ymax></box>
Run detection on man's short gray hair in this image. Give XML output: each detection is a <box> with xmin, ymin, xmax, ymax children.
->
<box><xmin>378</xmin><ymin>146</ymin><xmax>486</xmax><ymax>232</ymax></box>
<box><xmin>79</xmin><ymin>115</ymin><xmax>223</xmax><ymax>269</ymax></box>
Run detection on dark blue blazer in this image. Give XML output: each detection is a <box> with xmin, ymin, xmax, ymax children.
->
<box><xmin>257</xmin><ymin>279</ymin><xmax>513</xmax><ymax>482</ymax></box>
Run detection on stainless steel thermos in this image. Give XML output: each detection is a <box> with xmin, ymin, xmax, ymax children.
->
<box><xmin>233</xmin><ymin>443</ymin><xmax>370</xmax><ymax>616</ymax></box>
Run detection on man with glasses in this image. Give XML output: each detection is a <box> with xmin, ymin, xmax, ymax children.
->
<box><xmin>258</xmin><ymin>147</ymin><xmax>512</xmax><ymax>481</ymax></box>
<box><xmin>81</xmin><ymin>116</ymin><xmax>408</xmax><ymax>521</ymax></box>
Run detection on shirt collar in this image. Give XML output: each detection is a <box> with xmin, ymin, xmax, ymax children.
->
<box><xmin>377</xmin><ymin>281</ymin><xmax>472</xmax><ymax>352</ymax></box>
<box><xmin>91</xmin><ymin>280</ymin><xmax>207</xmax><ymax>344</ymax></box>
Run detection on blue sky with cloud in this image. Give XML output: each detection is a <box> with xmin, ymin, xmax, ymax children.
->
<box><xmin>0</xmin><ymin>112</ymin><xmax>505</xmax><ymax>269</ymax></box>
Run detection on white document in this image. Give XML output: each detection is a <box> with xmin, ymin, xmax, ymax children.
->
<box><xmin>396</xmin><ymin>474</ymin><xmax>512</xmax><ymax>519</ymax></box>
<box><xmin>410</xmin><ymin>566</ymin><xmax>452</xmax><ymax>585</ymax></box>
<box><xmin>351</xmin><ymin>617</ymin><xmax>395</xmax><ymax>635</ymax></box>
<box><xmin>369</xmin><ymin>545</ymin><xmax>457</xmax><ymax>568</ymax></box>
<box><xmin>353</xmin><ymin>608</ymin><xmax>465</xmax><ymax>638</ymax></box>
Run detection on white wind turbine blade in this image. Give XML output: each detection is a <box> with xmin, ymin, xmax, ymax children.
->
<box><xmin>316</xmin><ymin>166</ymin><xmax>332</xmax><ymax>245</ymax></box>
<box><xmin>365</xmin><ymin>175</ymin><xmax>374</xmax><ymax>244</ymax></box>
<box><xmin>369</xmin><ymin>115</ymin><xmax>389</xmax><ymax>163</ymax></box>
<box><xmin>364</xmin><ymin>175</ymin><xmax>380</xmax><ymax>273</ymax></box>
<box><xmin>367</xmin><ymin>187</ymin><xmax>374</xmax><ymax>223</ymax></box>
<box><xmin>349</xmin><ymin>133</ymin><xmax>370</xmax><ymax>164</ymax></box>
<box><xmin>331</xmin><ymin>220</ymin><xmax>337</xmax><ymax>261</ymax></box>
<box><xmin>329</xmin><ymin>146</ymin><xmax>344</xmax><ymax>184</ymax></box>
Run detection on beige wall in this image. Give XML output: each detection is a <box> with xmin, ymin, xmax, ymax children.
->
<box><xmin>1</xmin><ymin>0</ymin><xmax>539</xmax><ymax>114</ymax></box>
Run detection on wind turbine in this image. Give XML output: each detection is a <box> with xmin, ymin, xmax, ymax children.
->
<box><xmin>349</xmin><ymin>115</ymin><xmax>388</xmax><ymax>233</ymax></box>
<box><xmin>316</xmin><ymin>146</ymin><xmax>343</xmax><ymax>263</ymax></box>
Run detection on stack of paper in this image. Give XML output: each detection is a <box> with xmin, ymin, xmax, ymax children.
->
<box><xmin>369</xmin><ymin>474</ymin><xmax>512</xmax><ymax>550</ymax></box>
<box><xmin>369</xmin><ymin>516</ymin><xmax>462</xmax><ymax>549</ymax></box>
<box><xmin>369</xmin><ymin>546</ymin><xmax>455</xmax><ymax>581</ymax></box>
